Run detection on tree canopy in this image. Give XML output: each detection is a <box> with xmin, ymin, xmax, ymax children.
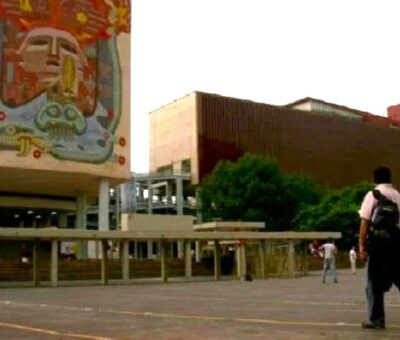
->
<box><xmin>199</xmin><ymin>154</ymin><xmax>321</xmax><ymax>230</ymax></box>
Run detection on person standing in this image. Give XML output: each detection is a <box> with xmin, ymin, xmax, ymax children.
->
<box><xmin>349</xmin><ymin>246</ymin><xmax>357</xmax><ymax>274</ymax></box>
<box><xmin>319</xmin><ymin>238</ymin><xmax>338</xmax><ymax>284</ymax></box>
<box><xmin>359</xmin><ymin>166</ymin><xmax>400</xmax><ymax>329</ymax></box>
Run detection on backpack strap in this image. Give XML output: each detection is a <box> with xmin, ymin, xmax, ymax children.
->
<box><xmin>372</xmin><ymin>189</ymin><xmax>382</xmax><ymax>200</ymax></box>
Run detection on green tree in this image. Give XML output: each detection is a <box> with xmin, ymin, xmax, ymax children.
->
<box><xmin>294</xmin><ymin>182</ymin><xmax>373</xmax><ymax>244</ymax></box>
<box><xmin>199</xmin><ymin>154</ymin><xmax>321</xmax><ymax>230</ymax></box>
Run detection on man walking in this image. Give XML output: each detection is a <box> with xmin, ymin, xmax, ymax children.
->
<box><xmin>359</xmin><ymin>166</ymin><xmax>400</xmax><ymax>329</ymax></box>
<box><xmin>319</xmin><ymin>238</ymin><xmax>338</xmax><ymax>284</ymax></box>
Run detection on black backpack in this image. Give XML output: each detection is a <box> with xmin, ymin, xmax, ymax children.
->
<box><xmin>369</xmin><ymin>190</ymin><xmax>399</xmax><ymax>240</ymax></box>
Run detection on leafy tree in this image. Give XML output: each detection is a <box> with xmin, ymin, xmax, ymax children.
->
<box><xmin>293</xmin><ymin>182</ymin><xmax>373</xmax><ymax>245</ymax></box>
<box><xmin>199</xmin><ymin>154</ymin><xmax>321</xmax><ymax>230</ymax></box>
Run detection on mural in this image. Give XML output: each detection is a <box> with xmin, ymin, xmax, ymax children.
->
<box><xmin>0</xmin><ymin>0</ymin><xmax>130</xmax><ymax>164</ymax></box>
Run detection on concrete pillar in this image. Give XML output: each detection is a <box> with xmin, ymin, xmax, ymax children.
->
<box><xmin>214</xmin><ymin>240</ymin><xmax>221</xmax><ymax>281</ymax></box>
<box><xmin>75</xmin><ymin>192</ymin><xmax>88</xmax><ymax>259</ymax></box>
<box><xmin>147</xmin><ymin>241</ymin><xmax>153</xmax><ymax>259</ymax></box>
<box><xmin>98</xmin><ymin>179</ymin><xmax>110</xmax><ymax>231</ymax></box>
<box><xmin>101</xmin><ymin>239</ymin><xmax>109</xmax><ymax>285</ymax></box>
<box><xmin>147</xmin><ymin>180</ymin><xmax>153</xmax><ymax>214</ymax></box>
<box><xmin>287</xmin><ymin>241</ymin><xmax>295</xmax><ymax>278</ymax></box>
<box><xmin>184</xmin><ymin>240</ymin><xmax>192</xmax><ymax>279</ymax></box>
<box><xmin>236</xmin><ymin>242</ymin><xmax>247</xmax><ymax>279</ymax></box>
<box><xmin>176</xmin><ymin>177</ymin><xmax>183</xmax><ymax>215</ymax></box>
<box><xmin>121</xmin><ymin>240</ymin><xmax>130</xmax><ymax>281</ymax></box>
<box><xmin>33</xmin><ymin>239</ymin><xmax>40</xmax><ymax>287</ymax></box>
<box><xmin>177</xmin><ymin>241</ymin><xmax>184</xmax><ymax>259</ymax></box>
<box><xmin>258</xmin><ymin>240</ymin><xmax>266</xmax><ymax>279</ymax></box>
<box><xmin>51</xmin><ymin>239</ymin><xmax>58</xmax><ymax>287</ymax></box>
<box><xmin>195</xmin><ymin>241</ymin><xmax>202</xmax><ymax>263</ymax></box>
<box><xmin>160</xmin><ymin>241</ymin><xmax>168</xmax><ymax>282</ymax></box>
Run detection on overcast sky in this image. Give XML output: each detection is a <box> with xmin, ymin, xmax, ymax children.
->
<box><xmin>130</xmin><ymin>0</ymin><xmax>400</xmax><ymax>173</ymax></box>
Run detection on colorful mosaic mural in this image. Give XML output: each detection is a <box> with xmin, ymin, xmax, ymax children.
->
<box><xmin>0</xmin><ymin>0</ymin><xmax>130</xmax><ymax>164</ymax></box>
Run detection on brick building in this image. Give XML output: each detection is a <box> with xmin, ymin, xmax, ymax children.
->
<box><xmin>149</xmin><ymin>92</ymin><xmax>400</xmax><ymax>188</ymax></box>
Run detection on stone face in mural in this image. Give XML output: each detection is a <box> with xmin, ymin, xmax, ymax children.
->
<box><xmin>0</xmin><ymin>0</ymin><xmax>130</xmax><ymax>163</ymax></box>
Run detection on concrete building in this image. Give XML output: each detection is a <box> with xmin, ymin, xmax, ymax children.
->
<box><xmin>0</xmin><ymin>1</ymin><xmax>131</xmax><ymax>240</ymax></box>
<box><xmin>150</xmin><ymin>92</ymin><xmax>400</xmax><ymax>188</ymax></box>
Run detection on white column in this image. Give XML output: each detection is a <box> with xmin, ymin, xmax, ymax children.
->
<box><xmin>195</xmin><ymin>241</ymin><xmax>202</xmax><ymax>263</ymax></box>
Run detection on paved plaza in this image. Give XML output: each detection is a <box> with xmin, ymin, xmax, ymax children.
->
<box><xmin>0</xmin><ymin>269</ymin><xmax>399</xmax><ymax>339</ymax></box>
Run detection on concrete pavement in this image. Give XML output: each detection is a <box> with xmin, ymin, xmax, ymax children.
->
<box><xmin>0</xmin><ymin>269</ymin><xmax>399</xmax><ymax>339</ymax></box>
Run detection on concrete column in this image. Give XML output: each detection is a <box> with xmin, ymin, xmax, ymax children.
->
<box><xmin>160</xmin><ymin>241</ymin><xmax>168</xmax><ymax>282</ymax></box>
<box><xmin>214</xmin><ymin>240</ymin><xmax>221</xmax><ymax>281</ymax></box>
<box><xmin>177</xmin><ymin>241</ymin><xmax>184</xmax><ymax>259</ymax></box>
<box><xmin>33</xmin><ymin>239</ymin><xmax>40</xmax><ymax>287</ymax></box>
<box><xmin>75</xmin><ymin>192</ymin><xmax>88</xmax><ymax>259</ymax></box>
<box><xmin>258</xmin><ymin>240</ymin><xmax>266</xmax><ymax>279</ymax></box>
<box><xmin>121</xmin><ymin>240</ymin><xmax>130</xmax><ymax>281</ymax></box>
<box><xmin>236</xmin><ymin>242</ymin><xmax>247</xmax><ymax>279</ymax></box>
<box><xmin>287</xmin><ymin>241</ymin><xmax>295</xmax><ymax>278</ymax></box>
<box><xmin>147</xmin><ymin>241</ymin><xmax>153</xmax><ymax>259</ymax></box>
<box><xmin>98</xmin><ymin>179</ymin><xmax>110</xmax><ymax>231</ymax></box>
<box><xmin>195</xmin><ymin>241</ymin><xmax>202</xmax><ymax>263</ymax></box>
<box><xmin>51</xmin><ymin>239</ymin><xmax>58</xmax><ymax>287</ymax></box>
<box><xmin>176</xmin><ymin>177</ymin><xmax>183</xmax><ymax>215</ymax></box>
<box><xmin>184</xmin><ymin>240</ymin><xmax>192</xmax><ymax>279</ymax></box>
<box><xmin>147</xmin><ymin>180</ymin><xmax>153</xmax><ymax>214</ymax></box>
<box><xmin>101</xmin><ymin>239</ymin><xmax>109</xmax><ymax>285</ymax></box>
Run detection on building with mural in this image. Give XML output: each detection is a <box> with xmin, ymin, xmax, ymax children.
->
<box><xmin>0</xmin><ymin>0</ymin><xmax>131</xmax><ymax>229</ymax></box>
<box><xmin>149</xmin><ymin>92</ymin><xmax>400</xmax><ymax>188</ymax></box>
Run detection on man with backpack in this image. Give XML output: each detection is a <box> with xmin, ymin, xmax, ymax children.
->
<box><xmin>358</xmin><ymin>166</ymin><xmax>400</xmax><ymax>329</ymax></box>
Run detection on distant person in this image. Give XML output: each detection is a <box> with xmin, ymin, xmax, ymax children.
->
<box><xmin>318</xmin><ymin>238</ymin><xmax>338</xmax><ymax>284</ymax></box>
<box><xmin>349</xmin><ymin>246</ymin><xmax>357</xmax><ymax>274</ymax></box>
<box><xmin>359</xmin><ymin>166</ymin><xmax>400</xmax><ymax>329</ymax></box>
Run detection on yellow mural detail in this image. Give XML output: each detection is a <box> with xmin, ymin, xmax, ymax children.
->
<box><xmin>0</xmin><ymin>132</ymin><xmax>52</xmax><ymax>157</ymax></box>
<box><xmin>20</xmin><ymin>0</ymin><xmax>32</xmax><ymax>12</ymax></box>
<box><xmin>62</xmin><ymin>56</ymin><xmax>76</xmax><ymax>97</ymax></box>
<box><xmin>76</xmin><ymin>12</ymin><xmax>88</xmax><ymax>25</ymax></box>
<box><xmin>116</xmin><ymin>5</ymin><xmax>129</xmax><ymax>29</ymax></box>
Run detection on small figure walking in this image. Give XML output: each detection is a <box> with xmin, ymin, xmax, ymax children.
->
<box><xmin>349</xmin><ymin>246</ymin><xmax>357</xmax><ymax>274</ymax></box>
<box><xmin>319</xmin><ymin>238</ymin><xmax>338</xmax><ymax>283</ymax></box>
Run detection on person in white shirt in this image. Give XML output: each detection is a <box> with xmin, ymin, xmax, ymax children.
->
<box><xmin>349</xmin><ymin>246</ymin><xmax>357</xmax><ymax>274</ymax></box>
<box><xmin>358</xmin><ymin>166</ymin><xmax>400</xmax><ymax>329</ymax></box>
<box><xmin>319</xmin><ymin>238</ymin><xmax>338</xmax><ymax>284</ymax></box>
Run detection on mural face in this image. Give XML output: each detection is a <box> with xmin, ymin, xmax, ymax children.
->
<box><xmin>0</xmin><ymin>0</ymin><xmax>130</xmax><ymax>163</ymax></box>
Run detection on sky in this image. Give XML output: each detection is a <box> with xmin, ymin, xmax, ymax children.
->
<box><xmin>130</xmin><ymin>0</ymin><xmax>400</xmax><ymax>173</ymax></box>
